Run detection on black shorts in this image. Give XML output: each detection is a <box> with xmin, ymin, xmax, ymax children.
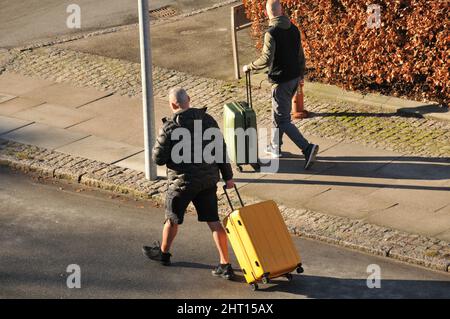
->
<box><xmin>165</xmin><ymin>186</ymin><xmax>219</xmax><ymax>225</ymax></box>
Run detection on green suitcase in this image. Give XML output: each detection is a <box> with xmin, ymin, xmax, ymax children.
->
<box><xmin>223</xmin><ymin>72</ymin><xmax>260</xmax><ymax>172</ymax></box>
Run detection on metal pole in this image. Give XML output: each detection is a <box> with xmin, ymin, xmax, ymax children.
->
<box><xmin>231</xmin><ymin>6</ymin><xmax>240</xmax><ymax>80</ymax></box>
<box><xmin>138</xmin><ymin>0</ymin><xmax>157</xmax><ymax>180</ymax></box>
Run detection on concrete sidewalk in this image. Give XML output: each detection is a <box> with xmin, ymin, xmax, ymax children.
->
<box><xmin>1</xmin><ymin>72</ymin><xmax>449</xmax><ymax>243</ymax></box>
<box><xmin>56</xmin><ymin>2</ymin><xmax>448</xmax><ymax>122</ymax></box>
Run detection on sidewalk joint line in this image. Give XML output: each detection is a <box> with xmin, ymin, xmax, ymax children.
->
<box><xmin>53</xmin><ymin>134</ymin><xmax>91</xmax><ymax>151</ymax></box>
<box><xmin>433</xmin><ymin>205</ymin><xmax>449</xmax><ymax>214</ymax></box>
<box><xmin>63</xmin><ymin>117</ymin><xmax>96</xmax><ymax>129</ymax></box>
<box><xmin>75</xmin><ymin>91</ymin><xmax>115</xmax><ymax>109</ymax></box>
<box><xmin>311</xmin><ymin>187</ymin><xmax>332</xmax><ymax>198</ymax></box>
<box><xmin>0</xmin><ymin>121</ymin><xmax>35</xmax><ymax>137</ymax></box>
<box><xmin>110</xmin><ymin>150</ymin><xmax>145</xmax><ymax>166</ymax></box>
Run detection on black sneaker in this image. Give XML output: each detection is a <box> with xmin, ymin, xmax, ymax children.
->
<box><xmin>303</xmin><ymin>144</ymin><xmax>319</xmax><ymax>170</ymax></box>
<box><xmin>212</xmin><ymin>263</ymin><xmax>235</xmax><ymax>280</ymax></box>
<box><xmin>142</xmin><ymin>242</ymin><xmax>171</xmax><ymax>266</ymax></box>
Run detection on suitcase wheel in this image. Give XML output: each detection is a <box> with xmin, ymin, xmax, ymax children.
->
<box><xmin>285</xmin><ymin>273</ymin><xmax>293</xmax><ymax>281</ymax></box>
<box><xmin>296</xmin><ymin>266</ymin><xmax>304</xmax><ymax>274</ymax></box>
<box><xmin>250</xmin><ymin>283</ymin><xmax>259</xmax><ymax>291</ymax></box>
<box><xmin>237</xmin><ymin>165</ymin><xmax>243</xmax><ymax>173</ymax></box>
<box><xmin>261</xmin><ymin>275</ymin><xmax>270</xmax><ymax>284</ymax></box>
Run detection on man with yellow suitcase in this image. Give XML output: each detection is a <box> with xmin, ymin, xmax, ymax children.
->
<box><xmin>142</xmin><ymin>88</ymin><xmax>236</xmax><ymax>281</ymax></box>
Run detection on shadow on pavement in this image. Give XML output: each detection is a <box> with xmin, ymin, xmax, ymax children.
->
<box><xmin>309</xmin><ymin>111</ymin><xmax>399</xmax><ymax>118</ymax></box>
<box><xmin>167</xmin><ymin>261</ymin><xmax>450</xmax><ymax>298</ymax></box>
<box><xmin>235</xmin><ymin>155</ymin><xmax>450</xmax><ymax>192</ymax></box>
<box><xmin>397</xmin><ymin>104</ymin><xmax>449</xmax><ymax>117</ymax></box>
<box><xmin>171</xmin><ymin>261</ymin><xmax>215</xmax><ymax>270</ymax></box>
<box><xmin>309</xmin><ymin>104</ymin><xmax>447</xmax><ymax>119</ymax></box>
<box><xmin>255</xmin><ymin>155</ymin><xmax>450</xmax><ymax>181</ymax></box>
<box><xmin>156</xmin><ymin>261</ymin><xmax>450</xmax><ymax>299</ymax></box>
<box><xmin>237</xmin><ymin>177</ymin><xmax>450</xmax><ymax>192</ymax></box>
<box><xmin>257</xmin><ymin>274</ymin><xmax>450</xmax><ymax>299</ymax></box>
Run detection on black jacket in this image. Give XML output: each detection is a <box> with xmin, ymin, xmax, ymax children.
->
<box><xmin>248</xmin><ymin>16</ymin><xmax>306</xmax><ymax>84</ymax></box>
<box><xmin>152</xmin><ymin>107</ymin><xmax>233</xmax><ymax>193</ymax></box>
<box><xmin>268</xmin><ymin>23</ymin><xmax>301</xmax><ymax>83</ymax></box>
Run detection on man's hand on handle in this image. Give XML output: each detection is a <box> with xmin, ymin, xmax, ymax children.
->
<box><xmin>243</xmin><ymin>65</ymin><xmax>250</xmax><ymax>73</ymax></box>
<box><xmin>225</xmin><ymin>179</ymin><xmax>235</xmax><ymax>189</ymax></box>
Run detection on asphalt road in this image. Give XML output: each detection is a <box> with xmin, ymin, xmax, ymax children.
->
<box><xmin>0</xmin><ymin>0</ymin><xmax>229</xmax><ymax>48</ymax></box>
<box><xmin>0</xmin><ymin>166</ymin><xmax>449</xmax><ymax>299</ymax></box>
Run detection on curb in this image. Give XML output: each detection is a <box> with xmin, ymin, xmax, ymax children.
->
<box><xmin>1</xmin><ymin>138</ymin><xmax>448</xmax><ymax>273</ymax></box>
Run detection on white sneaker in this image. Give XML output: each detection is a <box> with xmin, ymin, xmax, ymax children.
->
<box><xmin>265</xmin><ymin>145</ymin><xmax>281</xmax><ymax>158</ymax></box>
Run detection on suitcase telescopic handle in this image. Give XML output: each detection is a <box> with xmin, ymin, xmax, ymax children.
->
<box><xmin>222</xmin><ymin>184</ymin><xmax>245</xmax><ymax>213</ymax></box>
<box><xmin>245</xmin><ymin>70</ymin><xmax>253</xmax><ymax>108</ymax></box>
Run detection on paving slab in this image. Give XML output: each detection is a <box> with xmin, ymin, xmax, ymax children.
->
<box><xmin>367</xmin><ymin>185</ymin><xmax>450</xmax><ymax>214</ymax></box>
<box><xmin>12</xmin><ymin>103</ymin><xmax>95</xmax><ymax>129</ymax></box>
<box><xmin>68</xmin><ymin>114</ymin><xmax>144</xmax><ymax>147</ymax></box>
<box><xmin>58</xmin><ymin>4</ymin><xmax>259</xmax><ymax>81</ymax></box>
<box><xmin>71</xmin><ymin>96</ymin><xmax>172</xmax><ymax>147</ymax></box>
<box><xmin>317</xmin><ymin>142</ymin><xmax>403</xmax><ymax>178</ymax></box>
<box><xmin>0</xmin><ymin>97</ymin><xmax>46</xmax><ymax>116</ymax></box>
<box><xmin>434</xmin><ymin>204</ymin><xmax>450</xmax><ymax>215</ymax></box>
<box><xmin>239</xmin><ymin>179</ymin><xmax>332</xmax><ymax>209</ymax></box>
<box><xmin>114</xmin><ymin>151</ymin><xmax>167</xmax><ymax>178</ymax></box>
<box><xmin>302</xmin><ymin>188</ymin><xmax>398</xmax><ymax>219</ymax></box>
<box><xmin>77</xmin><ymin>94</ymin><xmax>142</xmax><ymax>114</ymax></box>
<box><xmin>435</xmin><ymin>229</ymin><xmax>450</xmax><ymax>242</ymax></box>
<box><xmin>365</xmin><ymin>204</ymin><xmax>450</xmax><ymax>239</ymax></box>
<box><xmin>236</xmin><ymin>134</ymin><xmax>340</xmax><ymax>202</ymax></box>
<box><xmin>244</xmin><ymin>134</ymin><xmax>338</xmax><ymax>179</ymax></box>
<box><xmin>0</xmin><ymin>72</ymin><xmax>54</xmax><ymax>95</ymax></box>
<box><xmin>1</xmin><ymin>122</ymin><xmax>88</xmax><ymax>150</ymax></box>
<box><xmin>0</xmin><ymin>115</ymin><xmax>33</xmax><ymax>135</ymax></box>
<box><xmin>303</xmin><ymin>174</ymin><xmax>391</xmax><ymax>196</ymax></box>
<box><xmin>0</xmin><ymin>93</ymin><xmax>16</xmax><ymax>104</ymax></box>
<box><xmin>373</xmin><ymin>155</ymin><xmax>450</xmax><ymax>181</ymax></box>
<box><xmin>21</xmin><ymin>83</ymin><xmax>113</xmax><ymax>108</ymax></box>
<box><xmin>79</xmin><ymin>94</ymin><xmax>172</xmax><ymax>123</ymax></box>
<box><xmin>114</xmin><ymin>151</ymin><xmax>145</xmax><ymax>172</ymax></box>
<box><xmin>55</xmin><ymin>135</ymin><xmax>142</xmax><ymax>164</ymax></box>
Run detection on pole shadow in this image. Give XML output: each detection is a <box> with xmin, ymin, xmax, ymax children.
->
<box><xmin>248</xmin><ymin>155</ymin><xmax>450</xmax><ymax>192</ymax></box>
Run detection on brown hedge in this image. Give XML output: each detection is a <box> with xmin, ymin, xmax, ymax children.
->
<box><xmin>243</xmin><ymin>0</ymin><xmax>449</xmax><ymax>105</ymax></box>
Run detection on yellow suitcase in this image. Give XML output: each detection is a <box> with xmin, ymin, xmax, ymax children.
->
<box><xmin>222</xmin><ymin>186</ymin><xmax>303</xmax><ymax>291</ymax></box>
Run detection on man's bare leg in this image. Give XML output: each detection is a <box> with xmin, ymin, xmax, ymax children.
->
<box><xmin>161</xmin><ymin>219</ymin><xmax>178</xmax><ymax>253</ymax></box>
<box><xmin>207</xmin><ymin>221</ymin><xmax>229</xmax><ymax>264</ymax></box>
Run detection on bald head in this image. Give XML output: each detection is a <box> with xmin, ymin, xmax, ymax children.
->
<box><xmin>266</xmin><ymin>0</ymin><xmax>282</xmax><ymax>19</ymax></box>
<box><xmin>168</xmin><ymin>87</ymin><xmax>190</xmax><ymax>112</ymax></box>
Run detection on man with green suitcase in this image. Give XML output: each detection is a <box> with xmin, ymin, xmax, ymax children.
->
<box><xmin>243</xmin><ymin>0</ymin><xmax>319</xmax><ymax>169</ymax></box>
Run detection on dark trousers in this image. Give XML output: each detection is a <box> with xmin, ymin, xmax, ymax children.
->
<box><xmin>271</xmin><ymin>77</ymin><xmax>309</xmax><ymax>152</ymax></box>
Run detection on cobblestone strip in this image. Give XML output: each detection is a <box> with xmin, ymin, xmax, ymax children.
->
<box><xmin>0</xmin><ymin>49</ymin><xmax>16</xmax><ymax>74</ymax></box>
<box><xmin>4</xmin><ymin>47</ymin><xmax>450</xmax><ymax>158</ymax></box>
<box><xmin>1</xmin><ymin>138</ymin><xmax>449</xmax><ymax>272</ymax></box>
